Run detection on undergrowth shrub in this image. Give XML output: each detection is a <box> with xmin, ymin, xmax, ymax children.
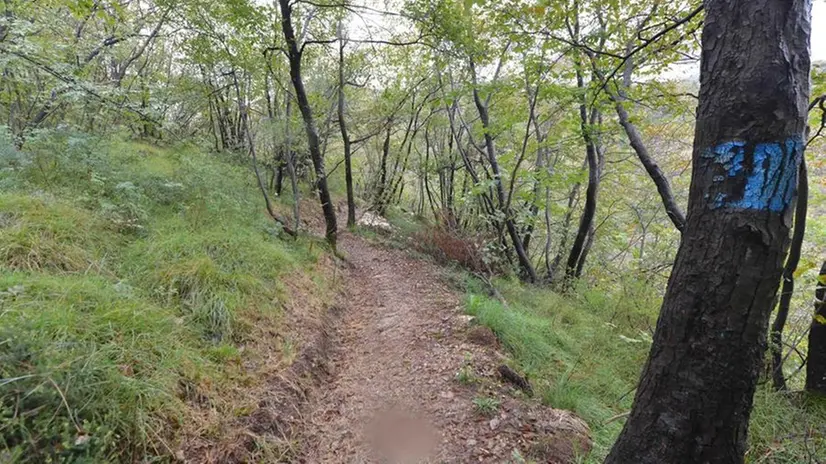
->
<box><xmin>412</xmin><ymin>225</ymin><xmax>492</xmax><ymax>273</ymax></box>
<box><xmin>464</xmin><ymin>276</ymin><xmax>826</xmax><ymax>463</ymax></box>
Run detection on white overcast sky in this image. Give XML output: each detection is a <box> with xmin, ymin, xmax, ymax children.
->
<box><xmin>814</xmin><ymin>2</ymin><xmax>826</xmax><ymax>62</ymax></box>
<box><xmin>290</xmin><ymin>0</ymin><xmax>826</xmax><ymax>65</ymax></box>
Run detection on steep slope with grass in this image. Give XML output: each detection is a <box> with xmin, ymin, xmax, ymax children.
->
<box><xmin>0</xmin><ymin>132</ymin><xmax>333</xmax><ymax>462</ymax></box>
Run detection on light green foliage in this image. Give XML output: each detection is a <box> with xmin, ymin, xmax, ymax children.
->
<box><xmin>0</xmin><ymin>132</ymin><xmax>323</xmax><ymax>462</ymax></box>
<box><xmin>2</xmin><ymin>0</ymin><xmax>825</xmax><ymax>460</ymax></box>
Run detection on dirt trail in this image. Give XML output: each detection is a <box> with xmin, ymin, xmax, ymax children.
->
<box><xmin>298</xmin><ymin>233</ymin><xmax>589</xmax><ymax>463</ymax></box>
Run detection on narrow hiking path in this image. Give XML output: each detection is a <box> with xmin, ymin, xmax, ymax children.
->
<box><xmin>298</xmin><ymin>232</ymin><xmax>590</xmax><ymax>463</ymax></box>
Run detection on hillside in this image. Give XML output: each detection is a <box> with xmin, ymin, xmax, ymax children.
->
<box><xmin>2</xmin><ymin>0</ymin><xmax>826</xmax><ymax>462</ymax></box>
<box><xmin>0</xmin><ymin>134</ymin><xmax>336</xmax><ymax>462</ymax></box>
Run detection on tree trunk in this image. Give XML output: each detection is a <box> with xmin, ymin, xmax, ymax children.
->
<box><xmin>470</xmin><ymin>60</ymin><xmax>537</xmax><ymax>283</ymax></box>
<box><xmin>565</xmin><ymin>68</ymin><xmax>600</xmax><ymax>282</ymax></box>
<box><xmin>274</xmin><ymin>155</ymin><xmax>284</xmax><ymax>196</ymax></box>
<box><xmin>232</xmin><ymin>71</ymin><xmax>295</xmax><ymax>237</ymax></box>
<box><xmin>613</xmin><ymin>94</ymin><xmax>686</xmax><ymax>232</ymax></box>
<box><xmin>807</xmin><ymin>260</ymin><xmax>826</xmax><ymax>394</ymax></box>
<box><xmin>278</xmin><ymin>0</ymin><xmax>337</xmax><ymax>248</ymax></box>
<box><xmin>550</xmin><ymin>166</ymin><xmax>583</xmax><ymax>282</ymax></box>
<box><xmin>337</xmin><ymin>21</ymin><xmax>356</xmax><ymax>228</ymax></box>
<box><xmin>285</xmin><ymin>96</ymin><xmax>300</xmax><ymax>232</ymax></box>
<box><xmin>374</xmin><ymin>124</ymin><xmax>392</xmax><ymax>215</ymax></box>
<box><xmin>770</xmin><ymin>160</ymin><xmax>807</xmax><ymax>391</ymax></box>
<box><xmin>605</xmin><ymin>1</ymin><xmax>811</xmax><ymax>462</ymax></box>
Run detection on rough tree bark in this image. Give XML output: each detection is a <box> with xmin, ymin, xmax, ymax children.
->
<box><xmin>278</xmin><ymin>0</ymin><xmax>337</xmax><ymax>247</ymax></box>
<box><xmin>807</xmin><ymin>260</ymin><xmax>826</xmax><ymax>394</ymax></box>
<box><xmin>770</xmin><ymin>160</ymin><xmax>807</xmax><ymax>391</ymax></box>
<box><xmin>605</xmin><ymin>1</ymin><xmax>811</xmax><ymax>462</ymax></box>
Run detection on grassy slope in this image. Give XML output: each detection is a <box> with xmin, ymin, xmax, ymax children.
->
<box><xmin>464</xmin><ymin>277</ymin><xmax>826</xmax><ymax>463</ymax></box>
<box><xmin>0</xmin><ymin>132</ymin><xmax>330</xmax><ymax>462</ymax></box>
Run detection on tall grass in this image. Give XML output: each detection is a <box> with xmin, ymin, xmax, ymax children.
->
<box><xmin>0</xmin><ymin>130</ymin><xmax>326</xmax><ymax>461</ymax></box>
<box><xmin>464</xmin><ymin>276</ymin><xmax>826</xmax><ymax>463</ymax></box>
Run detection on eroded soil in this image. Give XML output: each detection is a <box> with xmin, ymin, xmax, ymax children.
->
<box><xmin>297</xmin><ymin>233</ymin><xmax>589</xmax><ymax>463</ymax></box>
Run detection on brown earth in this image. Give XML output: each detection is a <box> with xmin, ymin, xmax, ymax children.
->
<box><xmin>180</xmin><ymin>213</ymin><xmax>590</xmax><ymax>463</ymax></box>
<box><xmin>295</xmin><ymin>232</ymin><xmax>591</xmax><ymax>463</ymax></box>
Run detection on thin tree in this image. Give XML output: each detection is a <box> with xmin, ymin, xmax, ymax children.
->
<box><xmin>770</xmin><ymin>160</ymin><xmax>807</xmax><ymax>391</ymax></box>
<box><xmin>232</xmin><ymin>70</ymin><xmax>296</xmax><ymax>237</ymax></box>
<box><xmin>807</xmin><ymin>259</ymin><xmax>826</xmax><ymax>394</ymax></box>
<box><xmin>565</xmin><ymin>65</ymin><xmax>601</xmax><ymax>282</ymax></box>
<box><xmin>469</xmin><ymin>57</ymin><xmax>537</xmax><ymax>283</ymax></box>
<box><xmin>277</xmin><ymin>0</ymin><xmax>338</xmax><ymax>247</ymax></box>
<box><xmin>337</xmin><ymin>19</ymin><xmax>356</xmax><ymax>228</ymax></box>
<box><xmin>606</xmin><ymin>0</ymin><xmax>811</xmax><ymax>462</ymax></box>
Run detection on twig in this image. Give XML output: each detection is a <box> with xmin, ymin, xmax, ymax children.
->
<box><xmin>472</xmin><ymin>272</ymin><xmax>507</xmax><ymax>307</ymax></box>
<box><xmin>48</xmin><ymin>377</ymin><xmax>82</xmax><ymax>433</ymax></box>
<box><xmin>604</xmin><ymin>411</ymin><xmax>630</xmax><ymax>425</ymax></box>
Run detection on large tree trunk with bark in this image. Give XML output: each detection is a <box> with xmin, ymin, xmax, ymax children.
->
<box><xmin>278</xmin><ymin>0</ymin><xmax>337</xmax><ymax>248</ymax></box>
<box><xmin>807</xmin><ymin>260</ymin><xmax>826</xmax><ymax>394</ymax></box>
<box><xmin>606</xmin><ymin>1</ymin><xmax>811</xmax><ymax>462</ymax></box>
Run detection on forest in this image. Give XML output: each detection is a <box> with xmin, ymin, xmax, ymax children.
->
<box><xmin>1</xmin><ymin>0</ymin><xmax>825</xmax><ymax>462</ymax></box>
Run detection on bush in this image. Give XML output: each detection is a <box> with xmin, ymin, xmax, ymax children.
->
<box><xmin>412</xmin><ymin>225</ymin><xmax>492</xmax><ymax>273</ymax></box>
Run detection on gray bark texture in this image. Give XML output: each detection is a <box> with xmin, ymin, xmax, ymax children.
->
<box><xmin>606</xmin><ymin>1</ymin><xmax>811</xmax><ymax>462</ymax></box>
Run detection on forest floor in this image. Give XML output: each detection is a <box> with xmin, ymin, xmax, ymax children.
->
<box><xmin>293</xmin><ymin>231</ymin><xmax>590</xmax><ymax>463</ymax></box>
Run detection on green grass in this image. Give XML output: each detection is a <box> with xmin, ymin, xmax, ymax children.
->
<box><xmin>0</xmin><ymin>272</ymin><xmax>207</xmax><ymax>462</ymax></box>
<box><xmin>0</xmin><ymin>131</ymin><xmax>329</xmax><ymax>462</ymax></box>
<box><xmin>0</xmin><ymin>194</ymin><xmax>119</xmax><ymax>272</ymax></box>
<box><xmin>472</xmin><ymin>395</ymin><xmax>501</xmax><ymax>417</ymax></box>
<box><xmin>463</xmin><ymin>276</ymin><xmax>826</xmax><ymax>463</ymax></box>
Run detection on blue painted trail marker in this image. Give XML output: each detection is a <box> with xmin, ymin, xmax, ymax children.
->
<box><xmin>702</xmin><ymin>137</ymin><xmax>803</xmax><ymax>212</ymax></box>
